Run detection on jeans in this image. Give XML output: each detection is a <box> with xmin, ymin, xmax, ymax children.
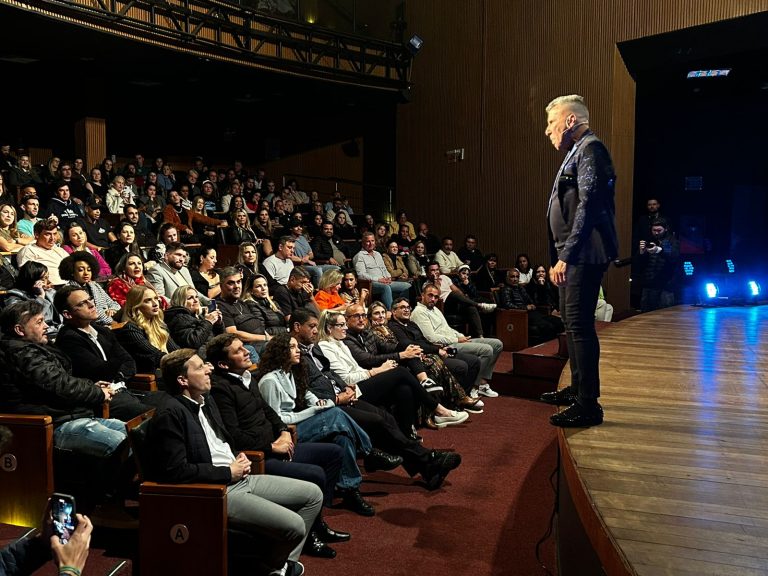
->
<box><xmin>454</xmin><ymin>337</ymin><xmax>503</xmax><ymax>381</ymax></box>
<box><xmin>265</xmin><ymin>442</ymin><xmax>343</xmax><ymax>507</ymax></box>
<box><xmin>295</xmin><ymin>407</ymin><xmax>371</xmax><ymax>490</ymax></box>
<box><xmin>371</xmin><ymin>281</ymin><xmax>411</xmax><ymax>309</ymax></box>
<box><xmin>559</xmin><ymin>263</ymin><xmax>608</xmax><ymax>405</ymax></box>
<box><xmin>54</xmin><ymin>417</ymin><xmax>127</xmax><ymax>458</ymax></box>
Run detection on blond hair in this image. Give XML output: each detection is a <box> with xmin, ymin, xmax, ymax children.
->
<box><xmin>122</xmin><ymin>285</ymin><xmax>170</xmax><ymax>352</ymax></box>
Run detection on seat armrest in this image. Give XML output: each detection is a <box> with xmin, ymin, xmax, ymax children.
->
<box><xmin>243</xmin><ymin>450</ymin><xmax>265</xmax><ymax>475</ymax></box>
<box><xmin>140</xmin><ymin>481</ymin><xmax>227</xmax><ymax>497</ymax></box>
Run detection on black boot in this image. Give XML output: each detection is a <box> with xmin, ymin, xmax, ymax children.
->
<box><xmin>363</xmin><ymin>448</ymin><xmax>403</xmax><ymax>472</ymax></box>
<box><xmin>316</xmin><ymin>519</ymin><xmax>351</xmax><ymax>543</ymax></box>
<box><xmin>338</xmin><ymin>488</ymin><xmax>375</xmax><ymax>516</ymax></box>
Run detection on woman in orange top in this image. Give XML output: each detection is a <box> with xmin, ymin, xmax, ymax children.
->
<box><xmin>314</xmin><ymin>268</ymin><xmax>348</xmax><ymax>311</ymax></box>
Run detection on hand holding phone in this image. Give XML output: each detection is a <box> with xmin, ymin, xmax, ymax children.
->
<box><xmin>51</xmin><ymin>493</ymin><xmax>77</xmax><ymax>545</ymax></box>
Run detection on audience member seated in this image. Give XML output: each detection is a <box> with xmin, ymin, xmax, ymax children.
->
<box><xmin>59</xmin><ymin>253</ymin><xmax>120</xmax><ymax>326</ymax></box>
<box><xmin>86</xmin><ymin>166</ymin><xmax>107</xmax><ymax>199</ymax></box>
<box><xmin>382</xmin><ymin>240</ymin><xmax>412</xmax><ymax>281</ymax></box>
<box><xmin>204</xmin><ymin>333</ymin><xmax>351</xmax><ymax>557</ymax></box>
<box><xmin>189</xmin><ymin>195</ymin><xmax>221</xmax><ymax>244</ymax></box>
<box><xmin>140</xmin><ymin>181</ymin><xmax>165</xmax><ymax>221</ymax></box>
<box><xmin>526</xmin><ymin>264</ymin><xmax>559</xmax><ymax>311</ymax></box>
<box><xmin>390</xmin><ymin>210</ymin><xmax>416</xmax><ymax>240</ymax></box>
<box><xmin>353</xmin><ymin>232</ymin><xmax>410</xmax><ymax>310</ymax></box>
<box><xmin>103</xmin><ymin>221</ymin><xmax>142</xmax><ymax>271</ymax></box>
<box><xmin>0</xmin><ymin>203</ymin><xmax>33</xmax><ymax>252</ymax></box>
<box><xmin>16</xmin><ymin>193</ymin><xmax>42</xmax><ymax>237</ymax></box>
<box><xmin>368</xmin><ymin>300</ymin><xmax>481</xmax><ymax>414</ymax></box>
<box><xmin>373</xmin><ymin>223</ymin><xmax>390</xmax><ymax>253</ymax></box>
<box><xmin>325</xmin><ymin>199</ymin><xmax>350</xmax><ymax>225</ymax></box>
<box><xmin>57</xmin><ymin>162</ymin><xmax>87</xmax><ymax>205</ymax></box>
<box><xmin>17</xmin><ymin>219</ymin><xmax>69</xmax><ymax>286</ymax></box>
<box><xmin>272</xmin><ymin>267</ymin><xmax>321</xmax><ymax>320</ymax></box>
<box><xmin>0</xmin><ymin>300</ymin><xmax>128</xmax><ymax>462</ymax></box>
<box><xmin>145</xmin><ymin>348</ymin><xmax>322</xmax><ymax>576</ymax></box>
<box><xmin>8</xmin><ymin>153</ymin><xmax>43</xmax><ymax>191</ymax></box>
<box><xmin>161</xmin><ymin>190</ymin><xmax>196</xmax><ymax>240</ymax></box>
<box><xmin>290</xmin><ymin>309</ymin><xmax>462</xmax><ymax>492</ymax></box>
<box><xmin>62</xmin><ymin>222</ymin><xmax>112</xmax><ymax>277</ymax></box>
<box><xmin>44</xmin><ymin>181</ymin><xmax>81</xmax><ymax>231</ymax></box>
<box><xmin>391</xmin><ymin>224</ymin><xmax>415</xmax><ymax>255</ymax></box>
<box><xmin>146</xmin><ymin>241</ymin><xmax>209</xmax><ymax>304</ymax></box>
<box><xmin>148</xmin><ymin>222</ymin><xmax>179</xmax><ymax>262</ymax></box>
<box><xmin>474</xmin><ymin>252</ymin><xmax>505</xmax><ymax>292</ymax></box>
<box><xmin>54</xmin><ymin>285</ymin><xmax>150</xmax><ymax>421</ymax></box>
<box><xmin>242</xmin><ymin>273</ymin><xmax>289</xmax><ymax>336</ymax></box>
<box><xmin>108</xmin><ymin>252</ymin><xmax>161</xmax><ymax>309</ymax></box>
<box><xmin>411</xmin><ymin>283</ymin><xmax>502</xmax><ymax>400</ymax></box>
<box><xmin>498</xmin><ymin>268</ymin><xmax>564</xmax><ymax>345</ymax></box>
<box><xmin>338</xmin><ymin>269</ymin><xmax>369</xmax><ymax>307</ymax></box>
<box><xmin>457</xmin><ymin>234</ymin><xmax>484</xmax><ymax>272</ymax></box>
<box><xmin>106</xmin><ymin>175</ymin><xmax>133</xmax><ymax>214</ymax></box>
<box><xmin>408</xmin><ymin>240</ymin><xmax>430</xmax><ymax>278</ymax></box>
<box><xmin>113</xmin><ymin>285</ymin><xmax>179</xmax><ymax>374</ymax></box>
<box><xmin>229</xmin><ymin>207</ymin><xmax>258</xmax><ymax>244</ymax></box>
<box><xmin>515</xmin><ymin>253</ymin><xmax>533</xmax><ymax>285</ymax></box>
<box><xmin>310</xmin><ymin>220</ymin><xmax>349</xmax><ymax>268</ymax></box>
<box><xmin>263</xmin><ymin>235</ymin><xmax>296</xmax><ymax>286</ymax></box>
<box><xmin>123</xmin><ymin>204</ymin><xmax>156</xmax><ymax>248</ymax></box>
<box><xmin>314</xmin><ymin>268</ymin><xmax>349</xmax><ymax>312</ymax></box>
<box><xmin>434</xmin><ymin>236</ymin><xmax>464</xmax><ymax>275</ymax></box>
<box><xmin>424</xmin><ymin>262</ymin><xmax>495</xmax><ymax>338</ymax></box>
<box><xmin>252</xmin><ymin>208</ymin><xmax>276</xmax><ymax>256</ymax></box>
<box><xmin>190</xmin><ymin>246</ymin><xmax>222</xmax><ymax>300</ymax></box>
<box><xmin>236</xmin><ymin>241</ymin><xmax>260</xmax><ymax>286</ymax></box>
<box><xmin>415</xmin><ymin>222</ymin><xmax>441</xmax><ymax>256</ymax></box>
<box><xmin>216</xmin><ymin>266</ymin><xmax>275</xmax><ymax>359</ymax></box>
<box><xmin>165</xmin><ymin>284</ymin><xmax>224</xmax><ymax>350</ymax></box>
<box><xmin>340</xmin><ymin>304</ymin><xmax>469</xmax><ymax>430</ymax></box>
<box><xmin>4</xmin><ymin>261</ymin><xmax>62</xmax><ymax>338</ymax></box>
<box><xmin>331</xmin><ymin>211</ymin><xmax>356</xmax><ymax>242</ymax></box>
<box><xmin>287</xmin><ymin>218</ymin><xmax>337</xmax><ymax>287</ymax></box>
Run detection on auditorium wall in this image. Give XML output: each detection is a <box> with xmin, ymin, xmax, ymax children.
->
<box><xmin>396</xmin><ymin>0</ymin><xmax>768</xmax><ymax>313</ymax></box>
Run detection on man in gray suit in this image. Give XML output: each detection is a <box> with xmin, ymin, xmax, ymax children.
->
<box><xmin>541</xmin><ymin>94</ymin><xmax>618</xmax><ymax>428</ymax></box>
<box><xmin>145</xmin><ymin>241</ymin><xmax>209</xmax><ymax>305</ymax></box>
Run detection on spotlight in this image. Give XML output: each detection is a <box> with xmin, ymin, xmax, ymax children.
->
<box><xmin>748</xmin><ymin>281</ymin><xmax>760</xmax><ymax>297</ymax></box>
<box><xmin>407</xmin><ymin>34</ymin><xmax>424</xmax><ymax>55</ymax></box>
<box><xmin>705</xmin><ymin>283</ymin><xmax>718</xmax><ymax>299</ymax></box>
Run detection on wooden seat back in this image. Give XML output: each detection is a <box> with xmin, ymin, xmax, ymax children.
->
<box><xmin>0</xmin><ymin>414</ymin><xmax>54</xmax><ymax>529</ymax></box>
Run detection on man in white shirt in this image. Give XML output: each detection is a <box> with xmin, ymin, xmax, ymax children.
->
<box><xmin>263</xmin><ymin>236</ymin><xmax>296</xmax><ymax>286</ymax></box>
<box><xmin>434</xmin><ymin>237</ymin><xmax>464</xmax><ymax>275</ymax></box>
<box><xmin>410</xmin><ymin>283</ymin><xmax>502</xmax><ymax>399</ymax></box>
<box><xmin>16</xmin><ymin>219</ymin><xmax>69</xmax><ymax>286</ymax></box>
<box><xmin>352</xmin><ymin>232</ymin><xmax>410</xmax><ymax>309</ymax></box>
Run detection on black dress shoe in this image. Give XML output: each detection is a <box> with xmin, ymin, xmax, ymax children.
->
<box><xmin>316</xmin><ymin>519</ymin><xmax>351</xmax><ymax>543</ymax></box>
<box><xmin>340</xmin><ymin>489</ymin><xmax>375</xmax><ymax>516</ymax></box>
<box><xmin>540</xmin><ymin>387</ymin><xmax>578</xmax><ymax>406</ymax></box>
<box><xmin>421</xmin><ymin>450</ymin><xmax>462</xmax><ymax>491</ymax></box>
<box><xmin>549</xmin><ymin>403</ymin><xmax>603</xmax><ymax>428</ymax></box>
<box><xmin>302</xmin><ymin>531</ymin><xmax>337</xmax><ymax>558</ymax></box>
<box><xmin>363</xmin><ymin>448</ymin><xmax>403</xmax><ymax>472</ymax></box>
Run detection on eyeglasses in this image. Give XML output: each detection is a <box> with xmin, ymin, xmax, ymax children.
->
<box><xmin>346</xmin><ymin>313</ymin><xmax>366</xmax><ymax>319</ymax></box>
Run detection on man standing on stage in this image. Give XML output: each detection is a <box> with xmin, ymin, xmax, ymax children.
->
<box><xmin>540</xmin><ymin>94</ymin><xmax>618</xmax><ymax>427</ymax></box>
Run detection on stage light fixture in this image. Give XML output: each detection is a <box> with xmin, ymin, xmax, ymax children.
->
<box><xmin>748</xmin><ymin>281</ymin><xmax>760</xmax><ymax>297</ymax></box>
<box><xmin>726</xmin><ymin>259</ymin><xmax>735</xmax><ymax>273</ymax></box>
<box><xmin>705</xmin><ymin>282</ymin><xmax>719</xmax><ymax>299</ymax></box>
<box><xmin>683</xmin><ymin>261</ymin><xmax>695</xmax><ymax>276</ymax></box>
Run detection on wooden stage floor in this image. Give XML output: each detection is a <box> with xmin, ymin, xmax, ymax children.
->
<box><xmin>558</xmin><ymin>304</ymin><xmax>768</xmax><ymax>576</ymax></box>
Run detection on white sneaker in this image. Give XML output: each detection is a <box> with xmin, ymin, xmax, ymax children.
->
<box><xmin>478</xmin><ymin>302</ymin><xmax>497</xmax><ymax>313</ymax></box>
<box><xmin>432</xmin><ymin>410</ymin><xmax>469</xmax><ymax>428</ymax></box>
<box><xmin>478</xmin><ymin>383</ymin><xmax>499</xmax><ymax>398</ymax></box>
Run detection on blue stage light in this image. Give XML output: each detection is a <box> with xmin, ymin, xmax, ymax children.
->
<box><xmin>748</xmin><ymin>281</ymin><xmax>760</xmax><ymax>297</ymax></box>
<box><xmin>726</xmin><ymin>259</ymin><xmax>735</xmax><ymax>274</ymax></box>
<box><xmin>705</xmin><ymin>283</ymin><xmax>718</xmax><ymax>299</ymax></box>
<box><xmin>683</xmin><ymin>261</ymin><xmax>695</xmax><ymax>276</ymax></box>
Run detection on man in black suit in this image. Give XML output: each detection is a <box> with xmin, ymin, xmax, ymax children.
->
<box><xmin>542</xmin><ymin>94</ymin><xmax>618</xmax><ymax>427</ymax></box>
<box><xmin>54</xmin><ymin>285</ymin><xmax>150</xmax><ymax>421</ymax></box>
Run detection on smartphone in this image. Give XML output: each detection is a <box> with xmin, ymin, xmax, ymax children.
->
<box><xmin>51</xmin><ymin>493</ymin><xmax>77</xmax><ymax>545</ymax></box>
<box><xmin>208</xmin><ymin>300</ymin><xmax>217</xmax><ymax>312</ymax></box>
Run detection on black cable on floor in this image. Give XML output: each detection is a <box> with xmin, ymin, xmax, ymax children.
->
<box><xmin>535</xmin><ymin>441</ymin><xmax>560</xmax><ymax>576</ymax></box>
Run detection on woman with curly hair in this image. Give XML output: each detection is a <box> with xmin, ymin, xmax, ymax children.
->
<box><xmin>113</xmin><ymin>285</ymin><xmax>179</xmax><ymax>373</ymax></box>
<box><xmin>59</xmin><ymin>252</ymin><xmax>120</xmax><ymax>326</ymax></box>
<box><xmin>367</xmin><ymin>300</ymin><xmax>482</xmax><ymax>415</ymax></box>
<box><xmin>255</xmin><ymin>332</ymin><xmax>378</xmax><ymax>516</ymax></box>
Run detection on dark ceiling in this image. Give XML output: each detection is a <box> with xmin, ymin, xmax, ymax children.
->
<box><xmin>0</xmin><ymin>4</ymin><xmax>400</xmax><ymax>160</ymax></box>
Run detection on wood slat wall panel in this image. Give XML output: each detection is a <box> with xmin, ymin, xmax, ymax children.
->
<box><xmin>397</xmin><ymin>0</ymin><xmax>768</xmax><ymax>313</ymax></box>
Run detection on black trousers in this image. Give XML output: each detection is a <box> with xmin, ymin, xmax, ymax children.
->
<box><xmin>357</xmin><ymin>367</ymin><xmax>438</xmax><ymax>436</ymax></box>
<box><xmin>265</xmin><ymin>442</ymin><xmax>343</xmax><ymax>508</ymax></box>
<box><xmin>559</xmin><ymin>263</ymin><xmax>608</xmax><ymax>406</ymax></box>
<box><xmin>445</xmin><ymin>292</ymin><xmax>484</xmax><ymax>337</ymax></box>
<box><xmin>445</xmin><ymin>353</ymin><xmax>481</xmax><ymax>392</ymax></box>
<box><xmin>340</xmin><ymin>400</ymin><xmax>430</xmax><ymax>477</ymax></box>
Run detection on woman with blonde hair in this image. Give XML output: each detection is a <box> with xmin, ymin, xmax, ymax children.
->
<box><xmin>228</xmin><ymin>207</ymin><xmax>258</xmax><ymax>245</ymax></box>
<box><xmin>106</xmin><ymin>175</ymin><xmax>133</xmax><ymax>214</ymax></box>
<box><xmin>113</xmin><ymin>285</ymin><xmax>179</xmax><ymax>373</ymax></box>
<box><xmin>0</xmin><ymin>203</ymin><xmax>34</xmax><ymax>252</ymax></box>
<box><xmin>314</xmin><ymin>268</ymin><xmax>347</xmax><ymax>311</ymax></box>
<box><xmin>165</xmin><ymin>285</ymin><xmax>223</xmax><ymax>349</ymax></box>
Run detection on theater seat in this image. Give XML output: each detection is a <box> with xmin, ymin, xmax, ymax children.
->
<box><xmin>489</xmin><ymin>289</ymin><xmax>529</xmax><ymax>351</ymax></box>
<box><xmin>0</xmin><ymin>414</ymin><xmax>54</xmax><ymax>529</ymax></box>
<box><xmin>126</xmin><ymin>410</ymin><xmax>266</xmax><ymax>576</ymax></box>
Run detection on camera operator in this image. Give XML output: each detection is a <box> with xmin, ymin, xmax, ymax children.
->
<box><xmin>637</xmin><ymin>217</ymin><xmax>680</xmax><ymax>312</ymax></box>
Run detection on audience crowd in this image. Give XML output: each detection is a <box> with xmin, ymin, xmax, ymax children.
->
<box><xmin>0</xmin><ymin>148</ymin><xmax>620</xmax><ymax>575</ymax></box>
